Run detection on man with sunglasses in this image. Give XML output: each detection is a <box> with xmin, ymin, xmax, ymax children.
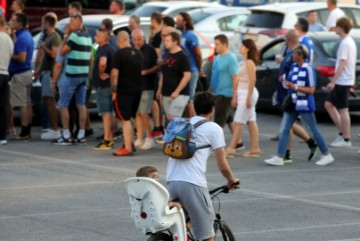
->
<box><xmin>53</xmin><ymin>13</ymin><xmax>92</xmax><ymax>145</ymax></box>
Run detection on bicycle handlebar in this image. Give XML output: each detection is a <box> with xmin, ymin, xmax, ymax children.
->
<box><xmin>209</xmin><ymin>181</ymin><xmax>240</xmax><ymax>195</ymax></box>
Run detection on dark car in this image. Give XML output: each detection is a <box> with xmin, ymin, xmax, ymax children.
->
<box><xmin>256</xmin><ymin>32</ymin><xmax>360</xmax><ymax>113</ymax></box>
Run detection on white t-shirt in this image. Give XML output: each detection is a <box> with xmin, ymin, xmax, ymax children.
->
<box><xmin>326</xmin><ymin>8</ymin><xmax>345</xmax><ymax>30</ymax></box>
<box><xmin>166</xmin><ymin>116</ymin><xmax>226</xmax><ymax>188</ymax></box>
<box><xmin>336</xmin><ymin>36</ymin><xmax>357</xmax><ymax>86</ymax></box>
<box><xmin>0</xmin><ymin>32</ymin><xmax>14</xmax><ymax>75</ymax></box>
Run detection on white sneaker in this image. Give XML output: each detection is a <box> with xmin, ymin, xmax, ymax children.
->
<box><xmin>330</xmin><ymin>139</ymin><xmax>351</xmax><ymax>148</ymax></box>
<box><xmin>316</xmin><ymin>154</ymin><xmax>334</xmax><ymax>166</ymax></box>
<box><xmin>0</xmin><ymin>140</ymin><xmax>7</xmax><ymax>145</ymax></box>
<box><xmin>264</xmin><ymin>156</ymin><xmax>284</xmax><ymax>166</ymax></box>
<box><xmin>139</xmin><ymin>138</ymin><xmax>154</xmax><ymax>150</ymax></box>
<box><xmin>134</xmin><ymin>139</ymin><xmax>144</xmax><ymax>148</ymax></box>
<box><xmin>41</xmin><ymin>129</ymin><xmax>61</xmax><ymax>140</ymax></box>
<box><xmin>330</xmin><ymin>135</ymin><xmax>343</xmax><ymax>146</ymax></box>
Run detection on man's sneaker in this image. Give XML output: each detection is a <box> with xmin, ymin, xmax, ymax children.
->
<box><xmin>151</xmin><ymin>129</ymin><xmax>163</xmax><ymax>138</ymax></box>
<box><xmin>308</xmin><ymin>146</ymin><xmax>319</xmax><ymax>161</ymax></box>
<box><xmin>134</xmin><ymin>139</ymin><xmax>144</xmax><ymax>148</ymax></box>
<box><xmin>113</xmin><ymin>146</ymin><xmax>133</xmax><ymax>156</ymax></box>
<box><xmin>0</xmin><ymin>140</ymin><xmax>7</xmax><ymax>145</ymax></box>
<box><xmin>15</xmin><ymin>134</ymin><xmax>31</xmax><ymax>141</ymax></box>
<box><xmin>315</xmin><ymin>154</ymin><xmax>334</xmax><ymax>166</ymax></box>
<box><xmin>283</xmin><ymin>156</ymin><xmax>293</xmax><ymax>164</ymax></box>
<box><xmin>113</xmin><ymin>130</ymin><xmax>123</xmax><ymax>140</ymax></box>
<box><xmin>85</xmin><ymin>128</ymin><xmax>94</xmax><ymax>137</ymax></box>
<box><xmin>139</xmin><ymin>138</ymin><xmax>154</xmax><ymax>150</ymax></box>
<box><xmin>330</xmin><ymin>139</ymin><xmax>351</xmax><ymax>148</ymax></box>
<box><xmin>264</xmin><ymin>156</ymin><xmax>284</xmax><ymax>166</ymax></box>
<box><xmin>155</xmin><ymin>138</ymin><xmax>165</xmax><ymax>144</ymax></box>
<box><xmin>330</xmin><ymin>135</ymin><xmax>343</xmax><ymax>146</ymax></box>
<box><xmin>75</xmin><ymin>137</ymin><xmax>86</xmax><ymax>145</ymax></box>
<box><xmin>93</xmin><ymin>140</ymin><xmax>114</xmax><ymax>150</ymax></box>
<box><xmin>41</xmin><ymin>129</ymin><xmax>61</xmax><ymax>140</ymax></box>
<box><xmin>52</xmin><ymin>136</ymin><xmax>72</xmax><ymax>146</ymax></box>
<box><xmin>235</xmin><ymin>142</ymin><xmax>245</xmax><ymax>150</ymax></box>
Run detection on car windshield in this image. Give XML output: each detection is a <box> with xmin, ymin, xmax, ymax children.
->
<box><xmin>189</xmin><ymin>10</ymin><xmax>212</xmax><ymax>24</ymax></box>
<box><xmin>245</xmin><ymin>11</ymin><xmax>284</xmax><ymax>28</ymax></box>
<box><xmin>318</xmin><ymin>38</ymin><xmax>360</xmax><ymax>60</ymax></box>
<box><xmin>130</xmin><ymin>5</ymin><xmax>167</xmax><ymax>17</ymax></box>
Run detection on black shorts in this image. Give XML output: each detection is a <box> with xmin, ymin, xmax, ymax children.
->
<box><xmin>214</xmin><ymin>95</ymin><xmax>233</xmax><ymax>127</ymax></box>
<box><xmin>326</xmin><ymin>85</ymin><xmax>351</xmax><ymax>109</ymax></box>
<box><xmin>114</xmin><ymin>93</ymin><xmax>141</xmax><ymax>121</ymax></box>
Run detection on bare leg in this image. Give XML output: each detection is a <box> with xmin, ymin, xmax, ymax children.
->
<box><xmin>135</xmin><ymin>113</ymin><xmax>144</xmax><ymax>141</ymax></box>
<box><xmin>229</xmin><ymin>122</ymin><xmax>243</xmax><ymax>149</ymax></box>
<box><xmin>248</xmin><ymin>121</ymin><xmax>260</xmax><ymax>152</ymax></box>
<box><xmin>45</xmin><ymin>97</ymin><xmax>59</xmax><ymax>130</ymax></box>
<box><xmin>339</xmin><ymin>108</ymin><xmax>351</xmax><ymax>139</ymax></box>
<box><xmin>325</xmin><ymin>101</ymin><xmax>342</xmax><ymax>132</ymax></box>
<box><xmin>292</xmin><ymin>123</ymin><xmax>310</xmax><ymax>141</ymax></box>
<box><xmin>76</xmin><ymin>104</ymin><xmax>86</xmax><ymax>130</ymax></box>
<box><xmin>102</xmin><ymin>114</ymin><xmax>113</xmax><ymax>141</ymax></box>
<box><xmin>122</xmin><ymin>120</ymin><xmax>133</xmax><ymax>151</ymax></box>
<box><xmin>186</xmin><ymin>102</ymin><xmax>196</xmax><ymax>117</ymax></box>
<box><xmin>60</xmin><ymin>107</ymin><xmax>69</xmax><ymax>130</ymax></box>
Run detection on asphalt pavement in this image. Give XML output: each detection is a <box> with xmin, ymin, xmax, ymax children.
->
<box><xmin>1</xmin><ymin>112</ymin><xmax>360</xmax><ymax>241</ymax></box>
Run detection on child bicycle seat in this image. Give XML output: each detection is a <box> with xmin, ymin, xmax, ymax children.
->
<box><xmin>125</xmin><ymin>177</ymin><xmax>187</xmax><ymax>241</ymax></box>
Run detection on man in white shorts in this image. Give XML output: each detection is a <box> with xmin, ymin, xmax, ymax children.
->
<box><xmin>166</xmin><ymin>92</ymin><xmax>239</xmax><ymax>241</ymax></box>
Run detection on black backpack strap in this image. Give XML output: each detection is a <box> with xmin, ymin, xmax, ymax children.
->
<box><xmin>193</xmin><ymin>119</ymin><xmax>211</xmax><ymax>150</ymax></box>
<box><xmin>193</xmin><ymin>119</ymin><xmax>208</xmax><ymax>128</ymax></box>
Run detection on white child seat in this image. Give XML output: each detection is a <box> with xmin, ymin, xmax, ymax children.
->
<box><xmin>125</xmin><ymin>177</ymin><xmax>187</xmax><ymax>241</ymax></box>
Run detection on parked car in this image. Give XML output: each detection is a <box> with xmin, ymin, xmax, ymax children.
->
<box><xmin>255</xmin><ymin>32</ymin><xmax>360</xmax><ymax>113</ymax></box>
<box><xmin>234</xmin><ymin>2</ymin><xmax>360</xmax><ymax>49</ymax></box>
<box><xmin>188</xmin><ymin>7</ymin><xmax>249</xmax><ymax>44</ymax></box>
<box><xmin>128</xmin><ymin>1</ymin><xmax>221</xmax><ymax>18</ymax></box>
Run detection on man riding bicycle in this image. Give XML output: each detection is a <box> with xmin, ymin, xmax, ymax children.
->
<box><xmin>166</xmin><ymin>91</ymin><xmax>240</xmax><ymax>241</ymax></box>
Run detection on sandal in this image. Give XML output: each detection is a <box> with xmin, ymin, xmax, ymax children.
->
<box><xmin>225</xmin><ymin>147</ymin><xmax>236</xmax><ymax>158</ymax></box>
<box><xmin>242</xmin><ymin>150</ymin><xmax>261</xmax><ymax>158</ymax></box>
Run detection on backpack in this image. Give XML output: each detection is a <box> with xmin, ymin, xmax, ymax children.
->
<box><xmin>162</xmin><ymin>118</ymin><xmax>211</xmax><ymax>159</ymax></box>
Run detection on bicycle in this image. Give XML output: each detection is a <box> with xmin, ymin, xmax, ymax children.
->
<box><xmin>125</xmin><ymin>177</ymin><xmax>238</xmax><ymax>241</ymax></box>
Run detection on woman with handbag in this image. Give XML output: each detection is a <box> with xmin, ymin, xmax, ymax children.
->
<box><xmin>264</xmin><ymin>45</ymin><xmax>334</xmax><ymax>166</ymax></box>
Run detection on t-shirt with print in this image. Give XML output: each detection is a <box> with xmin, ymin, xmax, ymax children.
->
<box><xmin>166</xmin><ymin>116</ymin><xmax>226</xmax><ymax>187</ymax></box>
<box><xmin>210</xmin><ymin>52</ymin><xmax>238</xmax><ymax>97</ymax></box>
<box><xmin>181</xmin><ymin>30</ymin><xmax>199</xmax><ymax>72</ymax></box>
<box><xmin>92</xmin><ymin>44</ymin><xmax>115</xmax><ymax>89</ymax></box>
<box><xmin>161</xmin><ymin>50</ymin><xmax>191</xmax><ymax>96</ymax></box>
<box><xmin>335</xmin><ymin>36</ymin><xmax>357</xmax><ymax>86</ymax></box>
<box><xmin>326</xmin><ymin>7</ymin><xmax>345</xmax><ymax>30</ymax></box>
<box><xmin>65</xmin><ymin>30</ymin><xmax>92</xmax><ymax>78</ymax></box>
<box><xmin>41</xmin><ymin>31</ymin><xmax>62</xmax><ymax>72</ymax></box>
<box><xmin>112</xmin><ymin>47</ymin><xmax>143</xmax><ymax>95</ymax></box>
<box><xmin>139</xmin><ymin>43</ymin><xmax>158</xmax><ymax>91</ymax></box>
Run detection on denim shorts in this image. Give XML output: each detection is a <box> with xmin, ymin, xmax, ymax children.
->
<box><xmin>95</xmin><ymin>87</ymin><xmax>114</xmax><ymax>115</ymax></box>
<box><xmin>41</xmin><ymin>71</ymin><xmax>54</xmax><ymax>98</ymax></box>
<box><xmin>189</xmin><ymin>71</ymin><xmax>199</xmax><ymax>102</ymax></box>
<box><xmin>58</xmin><ymin>76</ymin><xmax>87</xmax><ymax>107</ymax></box>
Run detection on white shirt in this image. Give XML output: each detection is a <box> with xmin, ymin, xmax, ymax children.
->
<box><xmin>326</xmin><ymin>8</ymin><xmax>345</xmax><ymax>30</ymax></box>
<box><xmin>336</xmin><ymin>36</ymin><xmax>357</xmax><ymax>86</ymax></box>
<box><xmin>166</xmin><ymin>116</ymin><xmax>226</xmax><ymax>187</ymax></box>
<box><xmin>0</xmin><ymin>32</ymin><xmax>14</xmax><ymax>75</ymax></box>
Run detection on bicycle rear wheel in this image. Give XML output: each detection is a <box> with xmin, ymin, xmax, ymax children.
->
<box><xmin>146</xmin><ymin>232</ymin><xmax>173</xmax><ymax>241</ymax></box>
<box><xmin>214</xmin><ymin>220</ymin><xmax>236</xmax><ymax>241</ymax></box>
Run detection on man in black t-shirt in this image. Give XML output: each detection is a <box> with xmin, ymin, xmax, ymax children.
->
<box><xmin>92</xmin><ymin>29</ymin><xmax>116</xmax><ymax>151</ymax></box>
<box><xmin>111</xmin><ymin>31</ymin><xmax>143</xmax><ymax>156</ymax></box>
<box><xmin>149</xmin><ymin>11</ymin><xmax>162</xmax><ymax>57</ymax></box>
<box><xmin>156</xmin><ymin>31</ymin><xmax>191</xmax><ymax>121</ymax></box>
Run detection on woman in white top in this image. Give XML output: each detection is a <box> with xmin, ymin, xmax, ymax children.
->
<box><xmin>226</xmin><ymin>39</ymin><xmax>260</xmax><ymax>158</ymax></box>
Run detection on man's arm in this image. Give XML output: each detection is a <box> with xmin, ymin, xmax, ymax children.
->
<box><xmin>193</xmin><ymin>45</ymin><xmax>203</xmax><ymax>74</ymax></box>
<box><xmin>214</xmin><ymin>147</ymin><xmax>240</xmax><ymax>189</ymax></box>
<box><xmin>327</xmin><ymin>59</ymin><xmax>346</xmax><ymax>91</ymax></box>
<box><xmin>11</xmin><ymin>51</ymin><xmax>26</xmax><ymax>63</ymax></box>
<box><xmin>111</xmin><ymin>68</ymin><xmax>119</xmax><ymax>101</ymax></box>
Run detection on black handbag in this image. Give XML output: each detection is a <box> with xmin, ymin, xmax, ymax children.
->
<box><xmin>282</xmin><ymin>95</ymin><xmax>295</xmax><ymax>112</ymax></box>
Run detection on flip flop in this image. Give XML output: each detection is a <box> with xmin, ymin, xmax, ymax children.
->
<box><xmin>242</xmin><ymin>151</ymin><xmax>261</xmax><ymax>158</ymax></box>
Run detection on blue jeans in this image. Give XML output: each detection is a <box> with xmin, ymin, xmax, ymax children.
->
<box><xmin>277</xmin><ymin>111</ymin><xmax>329</xmax><ymax>156</ymax></box>
<box><xmin>189</xmin><ymin>71</ymin><xmax>199</xmax><ymax>102</ymax></box>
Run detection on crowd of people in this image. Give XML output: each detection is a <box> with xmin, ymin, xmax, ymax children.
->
<box><xmin>0</xmin><ymin>0</ymin><xmax>357</xmax><ymax>162</ymax></box>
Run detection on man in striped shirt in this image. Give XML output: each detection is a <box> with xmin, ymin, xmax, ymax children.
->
<box><xmin>53</xmin><ymin>13</ymin><xmax>92</xmax><ymax>145</ymax></box>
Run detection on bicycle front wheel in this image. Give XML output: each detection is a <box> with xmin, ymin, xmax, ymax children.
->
<box><xmin>146</xmin><ymin>232</ymin><xmax>173</xmax><ymax>241</ymax></box>
<box><xmin>214</xmin><ymin>220</ymin><xmax>236</xmax><ymax>241</ymax></box>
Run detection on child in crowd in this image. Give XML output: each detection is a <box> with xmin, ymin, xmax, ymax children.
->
<box><xmin>136</xmin><ymin>166</ymin><xmax>182</xmax><ymax>210</ymax></box>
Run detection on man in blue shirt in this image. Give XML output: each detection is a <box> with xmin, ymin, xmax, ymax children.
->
<box><xmin>307</xmin><ymin>10</ymin><xmax>326</xmax><ymax>32</ymax></box>
<box><xmin>9</xmin><ymin>13</ymin><xmax>34</xmax><ymax>141</ymax></box>
<box><xmin>210</xmin><ymin>34</ymin><xmax>244</xmax><ymax>149</ymax></box>
<box><xmin>176</xmin><ymin>12</ymin><xmax>203</xmax><ymax>117</ymax></box>
<box><xmin>294</xmin><ymin>17</ymin><xmax>315</xmax><ymax>64</ymax></box>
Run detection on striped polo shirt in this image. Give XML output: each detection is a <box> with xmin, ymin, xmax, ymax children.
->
<box><xmin>65</xmin><ymin>30</ymin><xmax>92</xmax><ymax>78</ymax></box>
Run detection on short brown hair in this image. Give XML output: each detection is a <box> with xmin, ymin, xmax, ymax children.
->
<box><xmin>163</xmin><ymin>16</ymin><xmax>175</xmax><ymax>27</ymax></box>
<box><xmin>69</xmin><ymin>1</ymin><xmax>82</xmax><ymax>12</ymax></box>
<box><xmin>169</xmin><ymin>31</ymin><xmax>180</xmax><ymax>45</ymax></box>
<box><xmin>151</xmin><ymin>11</ymin><xmax>162</xmax><ymax>25</ymax></box>
<box><xmin>102</xmin><ymin>18</ymin><xmax>113</xmax><ymax>31</ymax></box>
<box><xmin>214</xmin><ymin>34</ymin><xmax>228</xmax><ymax>46</ymax></box>
<box><xmin>15</xmin><ymin>0</ymin><xmax>26</xmax><ymax>10</ymax></box>
<box><xmin>336</xmin><ymin>17</ymin><xmax>352</xmax><ymax>34</ymax></box>
<box><xmin>112</xmin><ymin>0</ymin><xmax>124</xmax><ymax>10</ymax></box>
<box><xmin>0</xmin><ymin>15</ymin><xmax>6</xmax><ymax>27</ymax></box>
<box><xmin>136</xmin><ymin>166</ymin><xmax>158</xmax><ymax>177</ymax></box>
<box><xmin>43</xmin><ymin>14</ymin><xmax>56</xmax><ymax>28</ymax></box>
